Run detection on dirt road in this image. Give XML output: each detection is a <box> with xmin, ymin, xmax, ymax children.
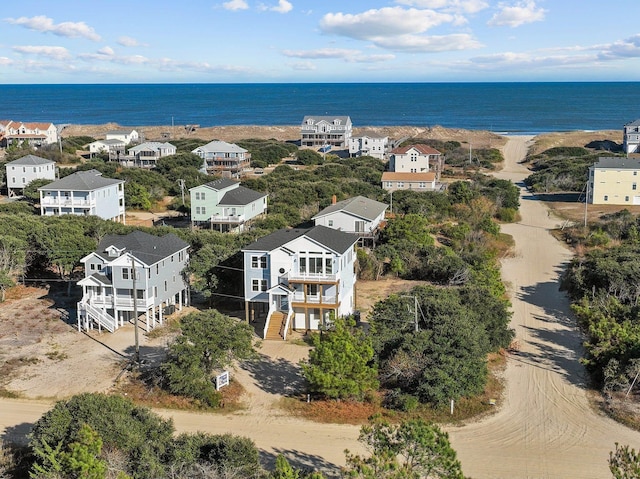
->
<box><xmin>448</xmin><ymin>137</ymin><xmax>640</xmax><ymax>478</ymax></box>
<box><xmin>2</xmin><ymin>136</ymin><xmax>639</xmax><ymax>477</ymax></box>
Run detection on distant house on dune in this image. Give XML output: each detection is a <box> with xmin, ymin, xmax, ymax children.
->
<box><xmin>623</xmin><ymin>119</ymin><xmax>640</xmax><ymax>154</ymax></box>
<box><xmin>106</xmin><ymin>129</ymin><xmax>140</xmax><ymax>145</ymax></box>
<box><xmin>125</xmin><ymin>142</ymin><xmax>177</xmax><ymax>168</ymax></box>
<box><xmin>5</xmin><ymin>155</ymin><xmax>56</xmax><ymax>197</ymax></box>
<box><xmin>0</xmin><ymin>120</ymin><xmax>58</xmax><ymax>148</ymax></box>
<box><xmin>192</xmin><ymin>140</ymin><xmax>251</xmax><ymax>177</ymax></box>
<box><xmin>388</xmin><ymin>144</ymin><xmax>442</xmax><ymax>173</ymax></box>
<box><xmin>348</xmin><ymin>134</ymin><xmax>389</xmax><ymax>159</ymax></box>
<box><xmin>587</xmin><ymin>157</ymin><xmax>640</xmax><ymax>205</ymax></box>
<box><xmin>300</xmin><ymin>116</ymin><xmax>353</xmax><ymax>149</ymax></box>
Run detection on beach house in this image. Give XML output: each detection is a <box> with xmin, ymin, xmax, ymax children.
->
<box><xmin>5</xmin><ymin>155</ymin><xmax>56</xmax><ymax>197</ymax></box>
<box><xmin>388</xmin><ymin>144</ymin><xmax>442</xmax><ymax>173</ymax></box>
<box><xmin>300</xmin><ymin>116</ymin><xmax>353</xmax><ymax>149</ymax></box>
<box><xmin>38</xmin><ymin>169</ymin><xmax>126</xmax><ymax>223</ymax></box>
<box><xmin>106</xmin><ymin>129</ymin><xmax>140</xmax><ymax>145</ymax></box>
<box><xmin>623</xmin><ymin>119</ymin><xmax>640</xmax><ymax>154</ymax></box>
<box><xmin>587</xmin><ymin>157</ymin><xmax>640</xmax><ymax>205</ymax></box>
<box><xmin>189</xmin><ymin>178</ymin><xmax>267</xmax><ymax>231</ymax></box>
<box><xmin>192</xmin><ymin>140</ymin><xmax>251</xmax><ymax>177</ymax></box>
<box><xmin>0</xmin><ymin>121</ymin><xmax>58</xmax><ymax>148</ymax></box>
<box><xmin>124</xmin><ymin>141</ymin><xmax>177</xmax><ymax>168</ymax></box>
<box><xmin>381</xmin><ymin>172</ymin><xmax>438</xmax><ymax>193</ymax></box>
<box><xmin>312</xmin><ymin>195</ymin><xmax>388</xmax><ymax>246</ymax></box>
<box><xmin>242</xmin><ymin>225</ymin><xmax>358</xmax><ymax>340</ymax></box>
<box><xmin>77</xmin><ymin>231</ymin><xmax>190</xmax><ymax>332</ymax></box>
<box><xmin>348</xmin><ymin>134</ymin><xmax>389</xmax><ymax>159</ymax></box>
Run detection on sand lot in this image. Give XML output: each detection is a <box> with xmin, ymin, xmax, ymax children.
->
<box><xmin>1</xmin><ymin>131</ymin><xmax>639</xmax><ymax>478</ymax></box>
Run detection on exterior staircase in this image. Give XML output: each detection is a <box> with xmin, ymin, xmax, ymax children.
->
<box><xmin>265</xmin><ymin>311</ymin><xmax>286</xmax><ymax>340</ymax></box>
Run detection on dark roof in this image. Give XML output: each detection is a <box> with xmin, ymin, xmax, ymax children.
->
<box><xmin>6</xmin><ymin>154</ymin><xmax>54</xmax><ymax>166</ymax></box>
<box><xmin>592</xmin><ymin>157</ymin><xmax>640</xmax><ymax>169</ymax></box>
<box><xmin>243</xmin><ymin>225</ymin><xmax>358</xmax><ymax>254</ymax></box>
<box><xmin>219</xmin><ymin>186</ymin><xmax>266</xmax><ymax>206</ymax></box>
<box><xmin>312</xmin><ymin>196</ymin><xmax>387</xmax><ymax>221</ymax></box>
<box><xmin>38</xmin><ymin>169</ymin><xmax>123</xmax><ymax>191</ymax></box>
<box><xmin>202</xmin><ymin>178</ymin><xmax>239</xmax><ymax>191</ymax></box>
<box><xmin>96</xmin><ymin>230</ymin><xmax>189</xmax><ymax>266</ymax></box>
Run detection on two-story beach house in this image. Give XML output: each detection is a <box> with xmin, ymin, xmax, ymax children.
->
<box><xmin>243</xmin><ymin>225</ymin><xmax>359</xmax><ymax>340</ymax></box>
<box><xmin>192</xmin><ymin>140</ymin><xmax>251</xmax><ymax>177</ymax></box>
<box><xmin>189</xmin><ymin>178</ymin><xmax>267</xmax><ymax>231</ymax></box>
<box><xmin>125</xmin><ymin>142</ymin><xmax>177</xmax><ymax>168</ymax></box>
<box><xmin>301</xmin><ymin>116</ymin><xmax>353</xmax><ymax>149</ymax></box>
<box><xmin>38</xmin><ymin>169</ymin><xmax>126</xmax><ymax>223</ymax></box>
<box><xmin>106</xmin><ymin>129</ymin><xmax>140</xmax><ymax>145</ymax></box>
<box><xmin>389</xmin><ymin>144</ymin><xmax>442</xmax><ymax>173</ymax></box>
<box><xmin>5</xmin><ymin>155</ymin><xmax>56</xmax><ymax>197</ymax></box>
<box><xmin>587</xmin><ymin>157</ymin><xmax>640</xmax><ymax>205</ymax></box>
<box><xmin>348</xmin><ymin>134</ymin><xmax>389</xmax><ymax>159</ymax></box>
<box><xmin>77</xmin><ymin>231</ymin><xmax>190</xmax><ymax>332</ymax></box>
<box><xmin>87</xmin><ymin>139</ymin><xmax>126</xmax><ymax>158</ymax></box>
<box><xmin>0</xmin><ymin>121</ymin><xmax>58</xmax><ymax>148</ymax></box>
<box><xmin>312</xmin><ymin>195</ymin><xmax>388</xmax><ymax>246</ymax></box>
<box><xmin>623</xmin><ymin>119</ymin><xmax>640</xmax><ymax>154</ymax></box>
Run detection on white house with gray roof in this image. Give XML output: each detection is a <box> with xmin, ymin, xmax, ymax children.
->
<box><xmin>301</xmin><ymin>115</ymin><xmax>353</xmax><ymax>149</ymax></box>
<box><xmin>5</xmin><ymin>154</ymin><xmax>56</xmax><ymax>197</ymax></box>
<box><xmin>88</xmin><ymin>138</ymin><xmax>125</xmax><ymax>157</ymax></box>
<box><xmin>242</xmin><ymin>225</ymin><xmax>358</xmax><ymax>340</ymax></box>
<box><xmin>312</xmin><ymin>195</ymin><xmax>388</xmax><ymax>245</ymax></box>
<box><xmin>192</xmin><ymin>140</ymin><xmax>250</xmax><ymax>177</ymax></box>
<box><xmin>38</xmin><ymin>169</ymin><xmax>126</xmax><ymax>223</ymax></box>
<box><xmin>77</xmin><ymin>230</ymin><xmax>189</xmax><ymax>332</ymax></box>
<box><xmin>106</xmin><ymin>129</ymin><xmax>140</xmax><ymax>145</ymax></box>
<box><xmin>125</xmin><ymin>142</ymin><xmax>176</xmax><ymax>168</ymax></box>
<box><xmin>190</xmin><ymin>178</ymin><xmax>267</xmax><ymax>232</ymax></box>
<box><xmin>588</xmin><ymin>157</ymin><xmax>640</xmax><ymax>205</ymax></box>
<box><xmin>623</xmin><ymin>119</ymin><xmax>640</xmax><ymax>154</ymax></box>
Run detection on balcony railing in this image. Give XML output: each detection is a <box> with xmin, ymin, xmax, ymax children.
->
<box><xmin>41</xmin><ymin>198</ymin><xmax>92</xmax><ymax>206</ymax></box>
<box><xmin>210</xmin><ymin>214</ymin><xmax>246</xmax><ymax>224</ymax></box>
<box><xmin>82</xmin><ymin>294</ymin><xmax>152</xmax><ymax>310</ymax></box>
<box><xmin>292</xmin><ymin>293</ymin><xmax>337</xmax><ymax>304</ymax></box>
<box><xmin>285</xmin><ymin>272</ymin><xmax>338</xmax><ymax>283</ymax></box>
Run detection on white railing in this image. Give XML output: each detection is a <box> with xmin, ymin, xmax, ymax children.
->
<box><xmin>79</xmin><ymin>302</ymin><xmax>117</xmax><ymax>332</ymax></box>
<box><xmin>287</xmin><ymin>272</ymin><xmax>337</xmax><ymax>283</ymax></box>
<box><xmin>210</xmin><ymin>214</ymin><xmax>246</xmax><ymax>224</ymax></box>
<box><xmin>292</xmin><ymin>293</ymin><xmax>336</xmax><ymax>304</ymax></box>
<box><xmin>263</xmin><ymin>306</ymin><xmax>276</xmax><ymax>339</ymax></box>
<box><xmin>282</xmin><ymin>310</ymin><xmax>293</xmax><ymax>341</ymax></box>
<box><xmin>41</xmin><ymin>198</ymin><xmax>92</xmax><ymax>206</ymax></box>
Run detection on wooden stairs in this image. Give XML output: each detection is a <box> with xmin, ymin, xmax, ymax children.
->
<box><xmin>265</xmin><ymin>311</ymin><xmax>286</xmax><ymax>340</ymax></box>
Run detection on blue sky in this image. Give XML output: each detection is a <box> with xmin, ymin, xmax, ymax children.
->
<box><xmin>1</xmin><ymin>0</ymin><xmax>639</xmax><ymax>83</ymax></box>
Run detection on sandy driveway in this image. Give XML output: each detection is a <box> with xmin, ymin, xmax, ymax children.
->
<box><xmin>2</xmin><ymin>136</ymin><xmax>640</xmax><ymax>477</ymax></box>
<box><xmin>448</xmin><ymin>137</ymin><xmax>640</xmax><ymax>478</ymax></box>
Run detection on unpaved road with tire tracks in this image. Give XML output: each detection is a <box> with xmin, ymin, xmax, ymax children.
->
<box><xmin>1</xmin><ymin>136</ymin><xmax>639</xmax><ymax>478</ymax></box>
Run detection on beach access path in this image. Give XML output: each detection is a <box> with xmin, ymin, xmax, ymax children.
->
<box><xmin>1</xmin><ymin>136</ymin><xmax>639</xmax><ymax>478</ymax></box>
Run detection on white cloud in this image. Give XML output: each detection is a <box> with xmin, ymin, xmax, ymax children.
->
<box><xmin>96</xmin><ymin>46</ymin><xmax>115</xmax><ymax>57</ymax></box>
<box><xmin>374</xmin><ymin>33</ymin><xmax>481</xmax><ymax>52</ymax></box>
<box><xmin>267</xmin><ymin>0</ymin><xmax>293</xmax><ymax>13</ymax></box>
<box><xmin>349</xmin><ymin>54</ymin><xmax>396</xmax><ymax>63</ymax></box>
<box><xmin>289</xmin><ymin>61</ymin><xmax>317</xmax><ymax>71</ymax></box>
<box><xmin>117</xmin><ymin>36</ymin><xmax>142</xmax><ymax>47</ymax></box>
<box><xmin>223</xmin><ymin>0</ymin><xmax>249</xmax><ymax>11</ymax></box>
<box><xmin>282</xmin><ymin>48</ymin><xmax>360</xmax><ymax>59</ymax></box>
<box><xmin>5</xmin><ymin>15</ymin><xmax>101</xmax><ymax>41</ymax></box>
<box><xmin>320</xmin><ymin>7</ymin><xmax>454</xmax><ymax>40</ymax></box>
<box><xmin>12</xmin><ymin>45</ymin><xmax>71</xmax><ymax>60</ymax></box>
<box><xmin>395</xmin><ymin>0</ymin><xmax>489</xmax><ymax>14</ymax></box>
<box><xmin>488</xmin><ymin>1</ymin><xmax>546</xmax><ymax>27</ymax></box>
<box><xmin>0</xmin><ymin>57</ymin><xmax>14</xmax><ymax>66</ymax></box>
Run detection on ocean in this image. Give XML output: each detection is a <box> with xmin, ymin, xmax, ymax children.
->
<box><xmin>1</xmin><ymin>82</ymin><xmax>638</xmax><ymax>134</ymax></box>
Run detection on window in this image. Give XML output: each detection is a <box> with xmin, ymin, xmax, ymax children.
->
<box><xmin>136</xmin><ymin>289</ymin><xmax>144</xmax><ymax>300</ymax></box>
<box><xmin>634</xmin><ymin>183</ymin><xmax>637</xmax><ymax>191</ymax></box>
<box><xmin>308</xmin><ymin>284</ymin><xmax>319</xmax><ymax>296</ymax></box>
<box><xmin>261</xmin><ymin>280</ymin><xmax>267</xmax><ymax>291</ymax></box>
<box><xmin>252</xmin><ymin>256</ymin><xmax>258</xmax><ymax>268</ymax></box>
<box><xmin>252</xmin><ymin>279</ymin><xmax>260</xmax><ymax>291</ymax></box>
<box><xmin>325</xmin><ymin>258</ymin><xmax>332</xmax><ymax>274</ymax></box>
<box><xmin>328</xmin><ymin>220</ymin><xmax>333</xmax><ymax>227</ymax></box>
<box><xmin>626</xmin><ymin>196</ymin><xmax>630</xmax><ymax>201</ymax></box>
<box><xmin>122</xmin><ymin>268</ymin><xmax>129</xmax><ymax>280</ymax></box>
<box><xmin>196</xmin><ymin>207</ymin><xmax>201</xmax><ymax>214</ymax></box>
<box><xmin>90</xmin><ymin>263</ymin><xmax>96</xmax><ymax>271</ymax></box>
<box><xmin>604</xmin><ymin>195</ymin><xmax>609</xmax><ymax>201</ymax></box>
<box><xmin>260</xmin><ymin>257</ymin><xmax>267</xmax><ymax>269</ymax></box>
<box><xmin>201</xmin><ymin>207</ymin><xmax>206</xmax><ymax>215</ymax></box>
<box><xmin>164</xmin><ymin>281</ymin><xmax>167</xmax><ymax>292</ymax></box>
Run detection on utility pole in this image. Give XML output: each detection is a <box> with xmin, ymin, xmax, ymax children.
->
<box><xmin>584</xmin><ymin>181</ymin><xmax>589</xmax><ymax>228</ymax></box>
<box><xmin>131</xmin><ymin>255</ymin><xmax>140</xmax><ymax>367</ymax></box>
<box><xmin>178</xmin><ymin>179</ymin><xmax>185</xmax><ymax>206</ymax></box>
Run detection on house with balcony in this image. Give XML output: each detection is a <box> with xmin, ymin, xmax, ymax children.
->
<box><xmin>0</xmin><ymin>120</ymin><xmax>58</xmax><ymax>148</ymax></box>
<box><xmin>623</xmin><ymin>119</ymin><xmax>640</xmax><ymax>154</ymax></box>
<box><xmin>389</xmin><ymin>144</ymin><xmax>442</xmax><ymax>173</ymax></box>
<box><xmin>5</xmin><ymin>155</ymin><xmax>56</xmax><ymax>197</ymax></box>
<box><xmin>587</xmin><ymin>157</ymin><xmax>640</xmax><ymax>205</ymax></box>
<box><xmin>192</xmin><ymin>140</ymin><xmax>251</xmax><ymax>177</ymax></box>
<box><xmin>77</xmin><ymin>230</ymin><xmax>189</xmax><ymax>332</ymax></box>
<box><xmin>301</xmin><ymin>116</ymin><xmax>352</xmax><ymax>149</ymax></box>
<box><xmin>88</xmin><ymin>138</ymin><xmax>126</xmax><ymax>158</ymax></box>
<box><xmin>106</xmin><ymin>129</ymin><xmax>140</xmax><ymax>145</ymax></box>
<box><xmin>312</xmin><ymin>195</ymin><xmax>387</xmax><ymax>246</ymax></box>
<box><xmin>348</xmin><ymin>134</ymin><xmax>389</xmax><ymax>159</ymax></box>
<box><xmin>122</xmin><ymin>141</ymin><xmax>177</xmax><ymax>168</ymax></box>
<box><xmin>189</xmin><ymin>178</ymin><xmax>267</xmax><ymax>232</ymax></box>
<box><xmin>242</xmin><ymin>225</ymin><xmax>359</xmax><ymax>340</ymax></box>
<box><xmin>38</xmin><ymin>169</ymin><xmax>126</xmax><ymax>223</ymax></box>
<box><xmin>381</xmin><ymin>172</ymin><xmax>438</xmax><ymax>192</ymax></box>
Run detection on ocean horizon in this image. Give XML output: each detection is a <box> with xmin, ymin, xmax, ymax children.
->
<box><xmin>1</xmin><ymin>82</ymin><xmax>638</xmax><ymax>134</ymax></box>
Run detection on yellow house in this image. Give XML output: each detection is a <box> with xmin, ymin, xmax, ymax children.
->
<box><xmin>588</xmin><ymin>157</ymin><xmax>640</xmax><ymax>205</ymax></box>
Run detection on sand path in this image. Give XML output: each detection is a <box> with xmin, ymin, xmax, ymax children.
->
<box><xmin>448</xmin><ymin>136</ymin><xmax>640</xmax><ymax>478</ymax></box>
<box><xmin>2</xmin><ymin>136</ymin><xmax>640</xmax><ymax>477</ymax></box>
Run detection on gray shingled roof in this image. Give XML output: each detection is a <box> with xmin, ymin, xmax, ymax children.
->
<box><xmin>6</xmin><ymin>154</ymin><xmax>54</xmax><ymax>166</ymax></box>
<box><xmin>243</xmin><ymin>225</ymin><xmax>358</xmax><ymax>254</ymax></box>
<box><xmin>312</xmin><ymin>196</ymin><xmax>387</xmax><ymax>222</ymax></box>
<box><xmin>128</xmin><ymin>142</ymin><xmax>174</xmax><ymax>152</ymax></box>
<box><xmin>625</xmin><ymin>119</ymin><xmax>640</xmax><ymax>127</ymax></box>
<box><xmin>219</xmin><ymin>186</ymin><xmax>266</xmax><ymax>206</ymax></box>
<box><xmin>301</xmin><ymin>115</ymin><xmax>351</xmax><ymax>127</ymax></box>
<box><xmin>202</xmin><ymin>178</ymin><xmax>239</xmax><ymax>191</ymax></box>
<box><xmin>38</xmin><ymin>169</ymin><xmax>124</xmax><ymax>191</ymax></box>
<box><xmin>592</xmin><ymin>157</ymin><xmax>640</xmax><ymax>169</ymax></box>
<box><xmin>192</xmin><ymin>140</ymin><xmax>247</xmax><ymax>154</ymax></box>
<box><xmin>96</xmin><ymin>230</ymin><xmax>189</xmax><ymax>266</ymax></box>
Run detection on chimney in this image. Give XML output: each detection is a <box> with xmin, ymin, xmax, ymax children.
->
<box><xmin>331</xmin><ymin>195</ymin><xmax>337</xmax><ymax>205</ymax></box>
